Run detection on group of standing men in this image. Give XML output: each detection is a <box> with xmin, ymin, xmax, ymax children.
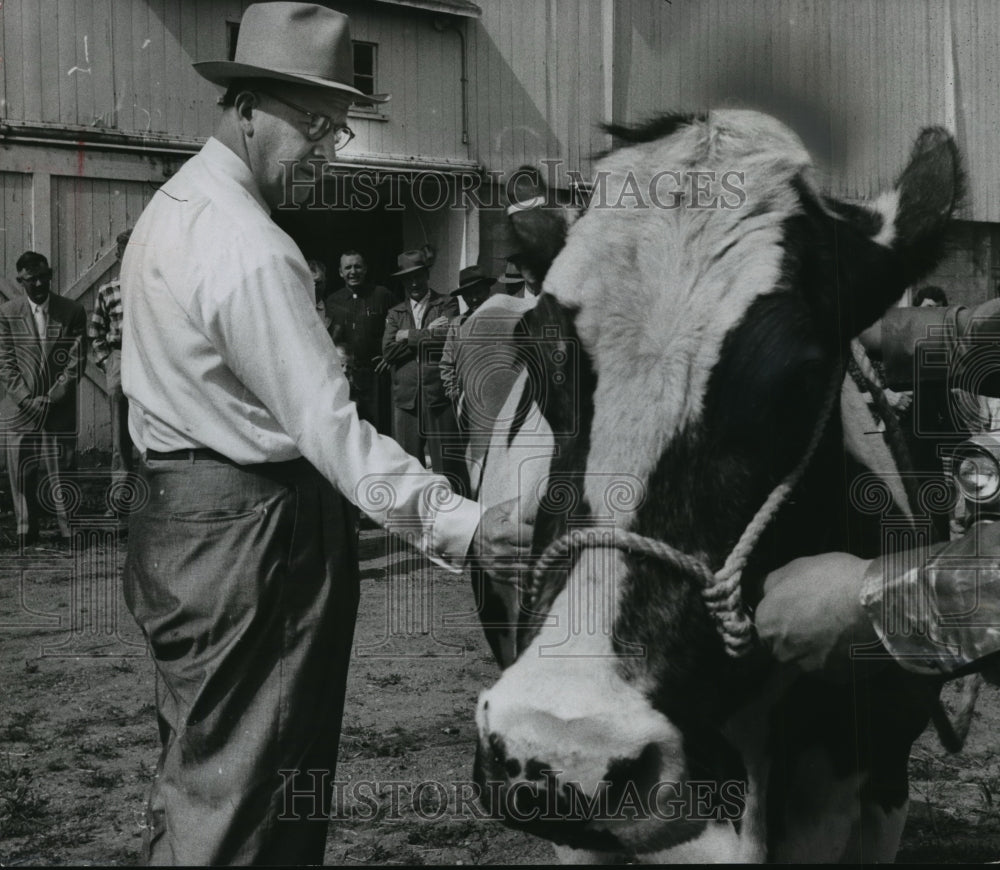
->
<box><xmin>314</xmin><ymin>245</ymin><xmax>541</xmax><ymax>499</ymax></box>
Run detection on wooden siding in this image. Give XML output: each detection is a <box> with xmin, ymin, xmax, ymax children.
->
<box><xmin>466</xmin><ymin>0</ymin><xmax>610</xmax><ymax>180</ymax></box>
<box><xmin>338</xmin><ymin>1</ymin><xmax>468</xmax><ymax>163</ymax></box>
<box><xmin>1</xmin><ymin>0</ymin><xmax>471</xmax><ymax>166</ymax></box>
<box><xmin>50</xmin><ymin>176</ymin><xmax>153</xmax><ymax>289</ymax></box>
<box><xmin>612</xmin><ymin>0</ymin><xmax>1000</xmax><ymax>221</ymax></box>
<box><xmin>0</xmin><ymin>172</ymin><xmax>34</xmax><ymax>277</ymax></box>
<box><xmin>1</xmin><ymin>0</ymin><xmax>220</xmax><ymax>136</ymax></box>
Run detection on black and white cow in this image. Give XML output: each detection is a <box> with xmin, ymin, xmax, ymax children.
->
<box><xmin>472</xmin><ymin>110</ymin><xmax>962</xmax><ymax>862</ymax></box>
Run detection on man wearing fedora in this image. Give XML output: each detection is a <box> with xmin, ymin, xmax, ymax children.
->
<box><xmin>119</xmin><ymin>4</ymin><xmax>529</xmax><ymax>864</ymax></box>
<box><xmin>495</xmin><ymin>254</ymin><xmax>541</xmax><ymax>299</ymax></box>
<box><xmin>439</xmin><ymin>265</ymin><xmax>495</xmax><ymax>497</ymax></box>
<box><xmin>381</xmin><ymin>249</ymin><xmax>466</xmax><ymax>491</ymax></box>
<box><xmin>440</xmin><ymin>265</ymin><xmax>495</xmax><ymax>416</ymax></box>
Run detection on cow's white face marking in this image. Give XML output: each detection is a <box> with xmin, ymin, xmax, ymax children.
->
<box><xmin>544</xmin><ymin>111</ymin><xmax>815</xmax><ymax>517</ymax></box>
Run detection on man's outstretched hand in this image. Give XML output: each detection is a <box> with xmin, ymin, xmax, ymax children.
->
<box><xmin>469</xmin><ymin>497</ymin><xmax>534</xmax><ymax>576</ymax></box>
<box><xmin>756</xmin><ymin>552</ymin><xmax>879</xmax><ymax>676</ymax></box>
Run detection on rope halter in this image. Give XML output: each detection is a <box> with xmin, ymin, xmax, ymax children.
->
<box><xmin>528</xmin><ymin>362</ymin><xmax>845</xmax><ymax>658</ymax></box>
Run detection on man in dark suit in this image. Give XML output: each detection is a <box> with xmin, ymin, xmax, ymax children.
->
<box><xmin>325</xmin><ymin>250</ymin><xmax>394</xmax><ymax>431</ymax></box>
<box><xmin>0</xmin><ymin>251</ymin><xmax>87</xmax><ymax>547</ymax></box>
<box><xmin>381</xmin><ymin>249</ymin><xmax>465</xmax><ymax>491</ymax></box>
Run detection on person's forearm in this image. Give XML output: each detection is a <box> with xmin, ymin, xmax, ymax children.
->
<box><xmin>861</xmin><ymin>523</ymin><xmax>1000</xmax><ymax>675</ymax></box>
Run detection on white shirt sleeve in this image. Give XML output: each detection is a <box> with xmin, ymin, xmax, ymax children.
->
<box><xmin>199</xmin><ymin>243</ymin><xmax>479</xmax><ymax>570</ymax></box>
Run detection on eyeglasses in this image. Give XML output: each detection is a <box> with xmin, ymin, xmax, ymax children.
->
<box><xmin>16</xmin><ymin>273</ymin><xmax>50</xmax><ymax>286</ymax></box>
<box><xmin>262</xmin><ymin>92</ymin><xmax>355</xmax><ymax>149</ymax></box>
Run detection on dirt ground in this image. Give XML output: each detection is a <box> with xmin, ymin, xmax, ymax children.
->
<box><xmin>2</xmin><ymin>467</ymin><xmax>1000</xmax><ymax>865</ymax></box>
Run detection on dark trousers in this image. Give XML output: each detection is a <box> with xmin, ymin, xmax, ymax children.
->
<box><xmin>5</xmin><ymin>431</ymin><xmax>75</xmax><ymax>537</ymax></box>
<box><xmin>106</xmin><ymin>349</ymin><xmax>135</xmax><ymax>479</ymax></box>
<box><xmin>124</xmin><ymin>455</ymin><xmax>359</xmax><ymax>865</ymax></box>
<box><xmin>347</xmin><ymin>366</ymin><xmax>389</xmax><ymax>434</ymax></box>
<box><xmin>393</xmin><ymin>399</ymin><xmax>469</xmax><ymax>496</ymax></box>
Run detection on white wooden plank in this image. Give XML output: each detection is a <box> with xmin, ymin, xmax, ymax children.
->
<box><xmin>19</xmin><ymin>0</ymin><xmax>42</xmax><ymax>121</ymax></box>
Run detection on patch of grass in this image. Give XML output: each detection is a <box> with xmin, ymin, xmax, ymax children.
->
<box><xmin>137</xmin><ymin>758</ymin><xmax>157</xmax><ymax>781</ymax></box>
<box><xmin>80</xmin><ymin>767</ymin><xmax>125</xmax><ymax>788</ymax></box>
<box><xmin>76</xmin><ymin>736</ymin><xmax>121</xmax><ymax>760</ymax></box>
<box><xmin>0</xmin><ymin>709</ymin><xmax>38</xmax><ymax>742</ymax></box>
<box><xmin>125</xmin><ymin>702</ymin><xmax>157</xmax><ymax>725</ymax></box>
<box><xmin>370</xmin><ymin>672</ymin><xmax>404</xmax><ymax>688</ymax></box>
<box><xmin>406</xmin><ymin>820</ymin><xmax>478</xmax><ymax>848</ymax></box>
<box><xmin>349</xmin><ymin>727</ymin><xmax>426</xmax><ymax>759</ymax></box>
<box><xmin>0</xmin><ymin>758</ymin><xmax>49</xmax><ymax>835</ymax></box>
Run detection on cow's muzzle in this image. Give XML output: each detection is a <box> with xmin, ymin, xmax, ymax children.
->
<box><xmin>473</xmin><ymin>686</ymin><xmax>717</xmax><ymax>853</ymax></box>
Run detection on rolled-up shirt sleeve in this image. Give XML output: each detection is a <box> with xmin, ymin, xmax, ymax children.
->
<box><xmin>200</xmin><ymin>244</ymin><xmax>479</xmax><ymax>570</ymax></box>
<box><xmin>860</xmin><ymin>521</ymin><xmax>1000</xmax><ymax>675</ymax></box>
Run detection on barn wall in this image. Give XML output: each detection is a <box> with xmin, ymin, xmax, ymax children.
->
<box><xmin>918</xmin><ymin>222</ymin><xmax>1000</xmax><ymax>310</ymax></box>
<box><xmin>612</xmin><ymin>0</ymin><xmax>1000</xmax><ymax>224</ymax></box>
<box><xmin>0</xmin><ymin>0</ymin><xmax>473</xmax><ymax>167</ymax></box>
<box><xmin>466</xmin><ymin>0</ymin><xmax>611</xmax><ymax>182</ymax></box>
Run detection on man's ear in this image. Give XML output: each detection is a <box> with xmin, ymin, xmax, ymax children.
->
<box><xmin>233</xmin><ymin>90</ymin><xmax>259</xmax><ymax>132</ymax></box>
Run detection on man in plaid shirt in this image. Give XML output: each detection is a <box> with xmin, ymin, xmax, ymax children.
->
<box><xmin>89</xmin><ymin>229</ymin><xmax>134</xmax><ymax>506</ymax></box>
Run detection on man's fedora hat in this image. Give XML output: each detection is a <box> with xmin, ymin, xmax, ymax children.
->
<box><xmin>450</xmin><ymin>265</ymin><xmax>496</xmax><ymax>296</ymax></box>
<box><xmin>496</xmin><ymin>257</ymin><xmax>525</xmax><ymax>284</ymax></box>
<box><xmin>193</xmin><ymin>2</ymin><xmax>389</xmax><ymax>103</ymax></box>
<box><xmin>393</xmin><ymin>249</ymin><xmax>431</xmax><ymax>276</ymax></box>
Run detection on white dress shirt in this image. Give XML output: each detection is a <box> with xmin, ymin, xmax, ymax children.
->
<box><xmin>29</xmin><ymin>298</ymin><xmax>48</xmax><ymax>339</ymax></box>
<box><xmin>409</xmin><ymin>294</ymin><xmax>429</xmax><ymax>329</ymax></box>
<box><xmin>121</xmin><ymin>137</ymin><xmax>478</xmax><ymax>566</ymax></box>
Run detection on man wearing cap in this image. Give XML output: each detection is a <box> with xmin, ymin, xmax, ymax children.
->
<box><xmin>119</xmin><ymin>4</ymin><xmax>529</xmax><ymax>864</ymax></box>
<box><xmin>380</xmin><ymin>249</ymin><xmax>465</xmax><ymax>490</ymax></box>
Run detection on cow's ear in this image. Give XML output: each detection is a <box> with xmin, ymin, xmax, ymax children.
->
<box><xmin>505</xmin><ymin>165</ymin><xmax>575</xmax><ymax>282</ymax></box>
<box><xmin>817</xmin><ymin>127</ymin><xmax>963</xmax><ymax>337</ymax></box>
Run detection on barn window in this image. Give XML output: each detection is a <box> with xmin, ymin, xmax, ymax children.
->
<box><xmin>352</xmin><ymin>41</ymin><xmax>378</xmax><ymax>111</ymax></box>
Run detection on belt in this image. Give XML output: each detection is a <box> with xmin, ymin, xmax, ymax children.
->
<box><xmin>145</xmin><ymin>448</ymin><xmax>233</xmax><ymax>463</ymax></box>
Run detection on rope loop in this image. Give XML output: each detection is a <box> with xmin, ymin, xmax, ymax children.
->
<box><xmin>528</xmin><ymin>363</ymin><xmax>845</xmax><ymax>658</ymax></box>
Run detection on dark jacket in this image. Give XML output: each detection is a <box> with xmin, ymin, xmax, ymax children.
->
<box><xmin>381</xmin><ymin>291</ymin><xmax>458</xmax><ymax>410</ymax></box>
<box><xmin>324</xmin><ymin>283</ymin><xmax>395</xmax><ymax>369</ymax></box>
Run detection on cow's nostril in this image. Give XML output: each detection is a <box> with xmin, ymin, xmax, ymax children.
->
<box><xmin>525</xmin><ymin>758</ymin><xmax>550</xmax><ymax>781</ymax></box>
<box><xmin>489</xmin><ymin>732</ymin><xmax>508</xmax><ymax>767</ymax></box>
<box><xmin>604</xmin><ymin>742</ymin><xmax>663</xmax><ymax>808</ymax></box>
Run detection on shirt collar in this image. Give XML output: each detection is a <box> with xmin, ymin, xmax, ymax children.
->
<box><xmin>28</xmin><ymin>297</ymin><xmax>49</xmax><ymax>315</ymax></box>
<box><xmin>201</xmin><ymin>137</ymin><xmax>270</xmax><ymax>214</ymax></box>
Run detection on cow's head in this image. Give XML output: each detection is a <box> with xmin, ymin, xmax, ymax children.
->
<box><xmin>475</xmin><ymin>110</ymin><xmax>961</xmax><ymax>855</ymax></box>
